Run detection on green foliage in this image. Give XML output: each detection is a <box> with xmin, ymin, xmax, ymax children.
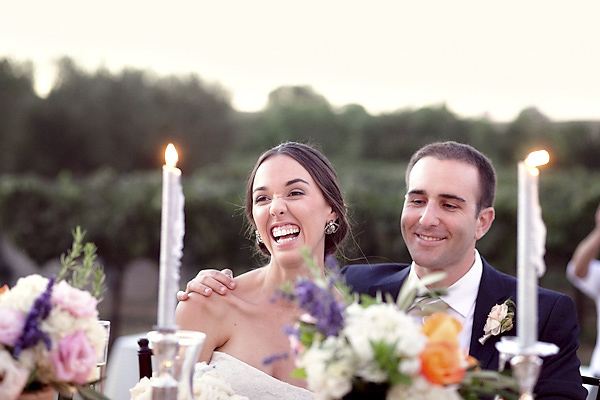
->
<box><xmin>459</xmin><ymin>369</ymin><xmax>519</xmax><ymax>400</ymax></box>
<box><xmin>57</xmin><ymin>226</ymin><xmax>107</xmax><ymax>302</ymax></box>
<box><xmin>3</xmin><ymin>57</ymin><xmax>235</xmax><ymax>176</ymax></box>
<box><xmin>371</xmin><ymin>339</ymin><xmax>411</xmax><ymax>386</ymax></box>
<box><xmin>0</xmin><ymin>59</ymin><xmax>39</xmax><ymax>173</ymax></box>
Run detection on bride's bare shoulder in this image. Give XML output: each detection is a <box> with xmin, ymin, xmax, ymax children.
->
<box><xmin>175</xmin><ymin>287</ymin><xmax>242</xmax><ymax>341</ymax></box>
<box><xmin>178</xmin><ymin>267</ymin><xmax>264</xmax><ymax>314</ymax></box>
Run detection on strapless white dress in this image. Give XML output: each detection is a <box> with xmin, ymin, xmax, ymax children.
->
<box><xmin>204</xmin><ymin>351</ymin><xmax>315</xmax><ymax>400</ymax></box>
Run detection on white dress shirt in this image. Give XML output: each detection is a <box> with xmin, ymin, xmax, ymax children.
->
<box><xmin>405</xmin><ymin>249</ymin><xmax>483</xmax><ymax>351</ymax></box>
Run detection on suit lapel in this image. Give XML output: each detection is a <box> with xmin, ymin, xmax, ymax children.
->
<box><xmin>369</xmin><ymin>268</ymin><xmax>410</xmax><ymax>300</ymax></box>
<box><xmin>469</xmin><ymin>261</ymin><xmax>516</xmax><ymax>370</ymax></box>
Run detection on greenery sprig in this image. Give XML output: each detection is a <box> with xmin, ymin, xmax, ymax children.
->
<box><xmin>57</xmin><ymin>226</ymin><xmax>106</xmax><ymax>303</ymax></box>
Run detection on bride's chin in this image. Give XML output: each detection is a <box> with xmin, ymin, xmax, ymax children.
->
<box><xmin>271</xmin><ymin>253</ymin><xmax>305</xmax><ymax>268</ymax></box>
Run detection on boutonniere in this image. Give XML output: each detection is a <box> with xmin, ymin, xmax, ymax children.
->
<box><xmin>478</xmin><ymin>299</ymin><xmax>516</xmax><ymax>344</ymax></box>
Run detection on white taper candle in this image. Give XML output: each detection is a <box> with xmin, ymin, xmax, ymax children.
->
<box><xmin>158</xmin><ymin>144</ymin><xmax>185</xmax><ymax>330</ymax></box>
<box><xmin>517</xmin><ymin>150</ymin><xmax>548</xmax><ymax>350</ymax></box>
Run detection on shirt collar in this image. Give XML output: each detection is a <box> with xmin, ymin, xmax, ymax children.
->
<box><xmin>406</xmin><ymin>249</ymin><xmax>483</xmax><ymax>318</ymax></box>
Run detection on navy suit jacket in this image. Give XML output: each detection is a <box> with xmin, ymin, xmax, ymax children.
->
<box><xmin>342</xmin><ymin>258</ymin><xmax>587</xmax><ymax>400</ymax></box>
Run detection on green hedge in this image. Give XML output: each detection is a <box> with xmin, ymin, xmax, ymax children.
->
<box><xmin>3</xmin><ymin>162</ymin><xmax>600</xmax><ymax>282</ymax></box>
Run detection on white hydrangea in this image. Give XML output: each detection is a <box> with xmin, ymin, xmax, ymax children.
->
<box><xmin>343</xmin><ymin>303</ymin><xmax>426</xmax><ymax>382</ymax></box>
<box><xmin>302</xmin><ymin>336</ymin><xmax>354</xmax><ymax>400</ymax></box>
<box><xmin>397</xmin><ymin>356</ymin><xmax>421</xmax><ymax>377</ymax></box>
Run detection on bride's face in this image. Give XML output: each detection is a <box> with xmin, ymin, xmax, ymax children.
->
<box><xmin>251</xmin><ymin>155</ymin><xmax>336</xmax><ymax>267</ymax></box>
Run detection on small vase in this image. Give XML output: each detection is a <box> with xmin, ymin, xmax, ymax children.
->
<box><xmin>18</xmin><ymin>386</ymin><xmax>55</xmax><ymax>400</ymax></box>
<box><xmin>147</xmin><ymin>330</ymin><xmax>206</xmax><ymax>400</ymax></box>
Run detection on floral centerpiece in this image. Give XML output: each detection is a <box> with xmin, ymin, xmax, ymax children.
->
<box><xmin>130</xmin><ymin>362</ymin><xmax>250</xmax><ymax>400</ymax></box>
<box><xmin>0</xmin><ymin>227</ymin><xmax>108</xmax><ymax>400</ymax></box>
<box><xmin>282</xmin><ymin>253</ymin><xmax>518</xmax><ymax>400</ymax></box>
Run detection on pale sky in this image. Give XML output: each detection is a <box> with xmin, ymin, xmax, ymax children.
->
<box><xmin>2</xmin><ymin>0</ymin><xmax>599</xmax><ymax>122</ymax></box>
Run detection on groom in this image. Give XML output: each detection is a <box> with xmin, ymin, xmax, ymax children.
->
<box><xmin>179</xmin><ymin>141</ymin><xmax>587</xmax><ymax>399</ymax></box>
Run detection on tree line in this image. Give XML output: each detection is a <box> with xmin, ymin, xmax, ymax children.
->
<box><xmin>2</xmin><ymin>56</ymin><xmax>600</xmax><ymax>177</ymax></box>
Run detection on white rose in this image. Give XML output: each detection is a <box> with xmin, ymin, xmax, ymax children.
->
<box><xmin>0</xmin><ymin>350</ymin><xmax>30</xmax><ymax>400</ymax></box>
<box><xmin>485</xmin><ymin>303</ymin><xmax>508</xmax><ymax>335</ymax></box>
<box><xmin>0</xmin><ymin>275</ymin><xmax>47</xmax><ymax>313</ymax></box>
<box><xmin>130</xmin><ymin>377</ymin><xmax>152</xmax><ymax>400</ymax></box>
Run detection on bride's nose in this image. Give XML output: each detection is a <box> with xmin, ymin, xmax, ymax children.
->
<box><xmin>270</xmin><ymin>198</ymin><xmax>286</xmax><ymax>216</ymax></box>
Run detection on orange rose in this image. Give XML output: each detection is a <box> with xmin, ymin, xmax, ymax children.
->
<box><xmin>466</xmin><ymin>354</ymin><xmax>479</xmax><ymax>370</ymax></box>
<box><xmin>421</xmin><ymin>312</ymin><xmax>462</xmax><ymax>344</ymax></box>
<box><xmin>420</xmin><ymin>339</ymin><xmax>465</xmax><ymax>385</ymax></box>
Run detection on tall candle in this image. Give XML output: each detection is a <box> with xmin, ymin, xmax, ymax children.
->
<box><xmin>158</xmin><ymin>143</ymin><xmax>185</xmax><ymax>330</ymax></box>
<box><xmin>517</xmin><ymin>150</ymin><xmax>549</xmax><ymax>350</ymax></box>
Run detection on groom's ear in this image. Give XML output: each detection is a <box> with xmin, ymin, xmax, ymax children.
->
<box><xmin>475</xmin><ymin>207</ymin><xmax>495</xmax><ymax>240</ymax></box>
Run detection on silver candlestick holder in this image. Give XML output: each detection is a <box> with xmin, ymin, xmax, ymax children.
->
<box><xmin>495</xmin><ymin>336</ymin><xmax>559</xmax><ymax>400</ymax></box>
<box><xmin>147</xmin><ymin>329</ymin><xmax>206</xmax><ymax>400</ymax></box>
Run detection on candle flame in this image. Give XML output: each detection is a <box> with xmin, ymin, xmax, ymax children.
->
<box><xmin>165</xmin><ymin>144</ymin><xmax>178</xmax><ymax>168</ymax></box>
<box><xmin>524</xmin><ymin>150</ymin><xmax>549</xmax><ymax>169</ymax></box>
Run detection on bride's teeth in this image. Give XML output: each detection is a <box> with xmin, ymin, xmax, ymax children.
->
<box><xmin>272</xmin><ymin>225</ymin><xmax>299</xmax><ymax>238</ymax></box>
<box><xmin>278</xmin><ymin>236</ymin><xmax>295</xmax><ymax>243</ymax></box>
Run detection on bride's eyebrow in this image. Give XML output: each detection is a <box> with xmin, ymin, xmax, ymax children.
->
<box><xmin>253</xmin><ymin>178</ymin><xmax>309</xmax><ymax>193</ymax></box>
<box><xmin>285</xmin><ymin>178</ymin><xmax>309</xmax><ymax>187</ymax></box>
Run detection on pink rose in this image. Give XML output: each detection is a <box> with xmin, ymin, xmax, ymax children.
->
<box><xmin>51</xmin><ymin>329</ymin><xmax>97</xmax><ymax>384</ymax></box>
<box><xmin>51</xmin><ymin>280</ymin><xmax>98</xmax><ymax>318</ymax></box>
<box><xmin>0</xmin><ymin>307</ymin><xmax>26</xmax><ymax>347</ymax></box>
<box><xmin>0</xmin><ymin>350</ymin><xmax>29</xmax><ymax>399</ymax></box>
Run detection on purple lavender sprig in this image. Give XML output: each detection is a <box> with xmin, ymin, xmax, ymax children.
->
<box><xmin>13</xmin><ymin>276</ymin><xmax>55</xmax><ymax>357</ymax></box>
<box><xmin>294</xmin><ymin>276</ymin><xmax>346</xmax><ymax>338</ymax></box>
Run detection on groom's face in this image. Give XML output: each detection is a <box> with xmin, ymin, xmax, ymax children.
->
<box><xmin>401</xmin><ymin>156</ymin><xmax>490</xmax><ymax>282</ymax></box>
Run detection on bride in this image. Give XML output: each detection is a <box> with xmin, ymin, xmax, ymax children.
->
<box><xmin>175</xmin><ymin>142</ymin><xmax>349</xmax><ymax>399</ymax></box>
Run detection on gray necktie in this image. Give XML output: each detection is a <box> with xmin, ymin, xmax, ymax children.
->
<box><xmin>409</xmin><ymin>296</ymin><xmax>448</xmax><ymax>322</ymax></box>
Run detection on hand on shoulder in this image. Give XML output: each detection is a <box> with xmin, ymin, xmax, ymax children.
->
<box><xmin>177</xmin><ymin>268</ymin><xmax>237</xmax><ymax>301</ymax></box>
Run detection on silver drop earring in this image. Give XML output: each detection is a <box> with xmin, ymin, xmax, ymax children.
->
<box><xmin>324</xmin><ymin>220</ymin><xmax>339</xmax><ymax>235</ymax></box>
<box><xmin>255</xmin><ymin>229</ymin><xmax>263</xmax><ymax>243</ymax></box>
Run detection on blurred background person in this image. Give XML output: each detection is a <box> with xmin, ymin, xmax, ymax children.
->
<box><xmin>568</xmin><ymin>202</ymin><xmax>600</xmax><ymax>379</ymax></box>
